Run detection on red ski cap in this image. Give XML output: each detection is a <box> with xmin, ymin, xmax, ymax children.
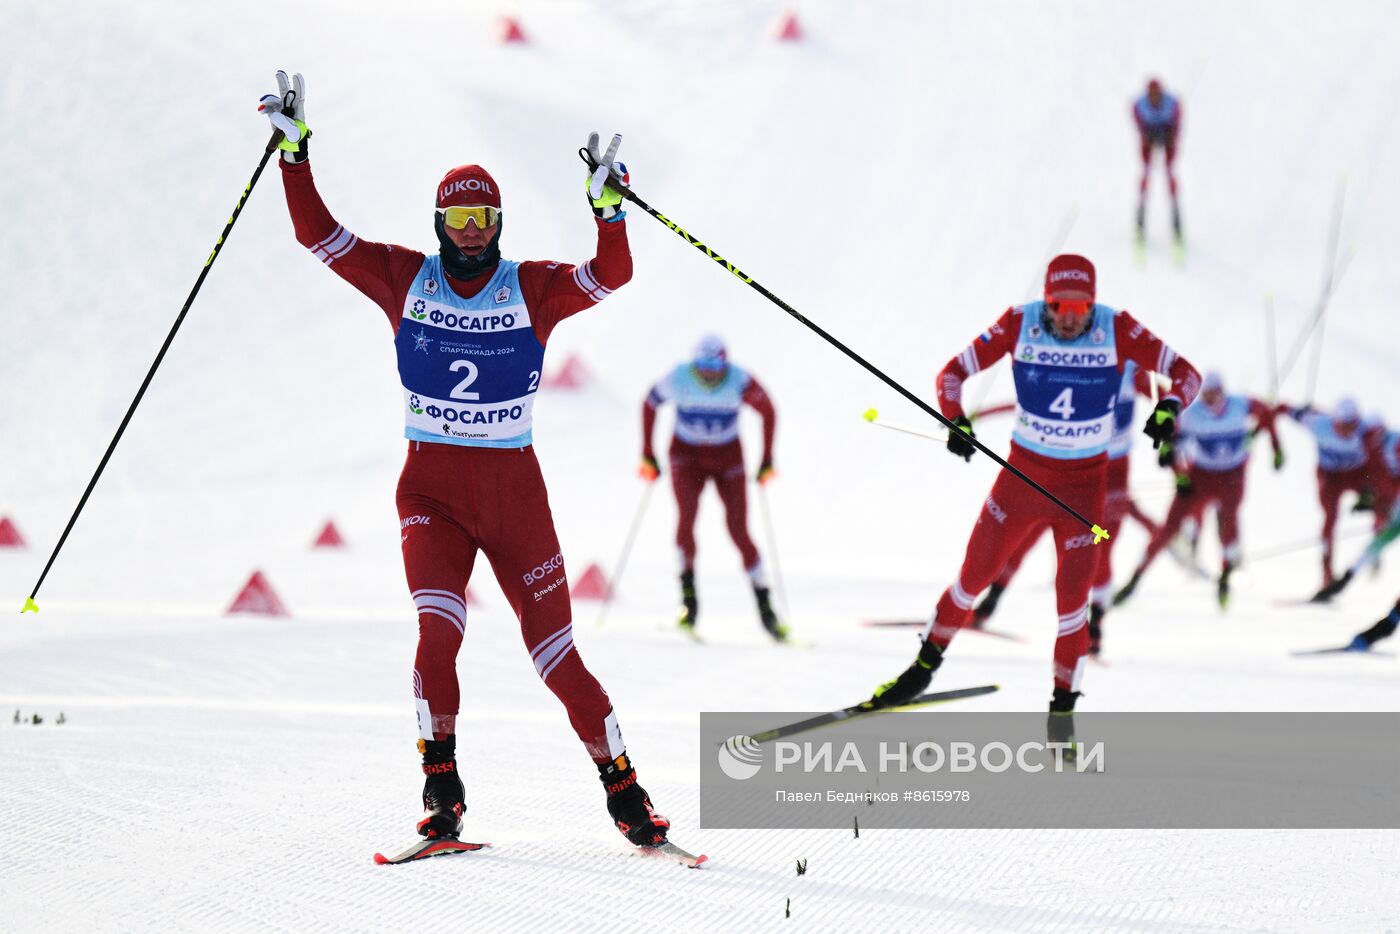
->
<box><xmin>437</xmin><ymin>165</ymin><xmax>502</xmax><ymax>209</ymax></box>
<box><xmin>1044</xmin><ymin>254</ymin><xmax>1096</xmax><ymax>302</ymax></box>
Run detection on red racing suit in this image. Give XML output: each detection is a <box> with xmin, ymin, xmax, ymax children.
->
<box><xmin>281</xmin><ymin>158</ymin><xmax>633</xmax><ymax>762</ymax></box>
<box><xmin>641</xmin><ymin>368</ymin><xmax>775</xmax><ymax>573</ymax></box>
<box><xmin>929</xmin><ymin>304</ymin><xmax>1199</xmax><ymax>692</ymax></box>
<box><xmin>1133</xmin><ymin>396</ymin><xmax>1279</xmax><ymax>577</ymax></box>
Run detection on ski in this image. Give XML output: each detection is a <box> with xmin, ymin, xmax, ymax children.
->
<box><xmin>966</xmin><ymin>625</ymin><xmax>1025</xmax><ymax>643</ymax></box>
<box><xmin>1292</xmin><ymin>644</ymin><xmax>1392</xmax><ymax>658</ymax></box>
<box><xmin>861</xmin><ymin>620</ymin><xmax>1026</xmax><ymax>643</ymax></box>
<box><xmin>771</xmin><ymin>628</ymin><xmax>813</xmax><ymax>649</ymax></box>
<box><xmin>748</xmin><ymin>684</ymin><xmax>1000</xmax><ymax>744</ymax></box>
<box><xmin>1165</xmin><ymin>541</ymin><xmax>1212</xmax><ymax>580</ymax></box>
<box><xmin>373</xmin><ymin>838</ymin><xmax>490</xmax><ymax>865</ymax></box>
<box><xmin>678</xmin><ymin>624</ymin><xmax>705</xmax><ymax>644</ymax></box>
<box><xmin>1274</xmin><ymin>596</ymin><xmax>1340</xmax><ymax>609</ymax></box>
<box><xmin>640</xmin><ymin>841</ymin><xmax>709</xmax><ymax>869</ymax></box>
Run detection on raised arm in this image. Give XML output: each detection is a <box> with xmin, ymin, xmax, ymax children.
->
<box><xmin>520</xmin><ymin>160</ymin><xmax>636</xmax><ymax>346</ymax></box>
<box><xmin>280</xmin><ymin>162</ymin><xmax>425</xmax><ymax>326</ymax></box>
<box><xmin>261</xmin><ymin>76</ymin><xmax>421</xmax><ymax>326</ymax></box>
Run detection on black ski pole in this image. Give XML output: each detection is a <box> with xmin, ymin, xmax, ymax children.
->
<box><xmin>582</xmin><ymin>148</ymin><xmax>1109</xmax><ymax>543</ymax></box>
<box><xmin>594</xmin><ymin>481</ymin><xmax>656</xmax><ymax>629</ymax></box>
<box><xmin>1263</xmin><ymin>292</ymin><xmax>1279</xmax><ymax>402</ymax></box>
<box><xmin>21</xmin><ymin>130</ymin><xmax>285</xmax><ymax>614</ymax></box>
<box><xmin>1278</xmin><ymin>175</ymin><xmax>1350</xmax><ymax>391</ymax></box>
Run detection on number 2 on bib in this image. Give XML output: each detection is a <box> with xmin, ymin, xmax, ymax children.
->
<box><xmin>1049</xmin><ymin>387</ymin><xmax>1075</xmax><ymax>420</ymax></box>
<box><xmin>449</xmin><ymin>360</ymin><xmax>481</xmax><ymax>401</ymax></box>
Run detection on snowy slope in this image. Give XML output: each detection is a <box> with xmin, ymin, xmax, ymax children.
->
<box><xmin>2</xmin><ymin>0</ymin><xmax>1398</xmax><ymax>931</ymax></box>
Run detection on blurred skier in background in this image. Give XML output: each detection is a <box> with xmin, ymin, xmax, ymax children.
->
<box><xmin>260</xmin><ymin>73</ymin><xmax>671</xmax><ymax>853</ymax></box>
<box><xmin>1357</xmin><ymin>415</ymin><xmax>1399</xmax><ymax>519</ymax></box>
<box><xmin>1133</xmin><ymin>77</ymin><xmax>1183</xmax><ymax>246</ymax></box>
<box><xmin>1310</xmin><ymin>426</ymin><xmax>1399</xmax><ymax>603</ymax></box>
<box><xmin>640</xmin><ymin>336</ymin><xmax>785</xmax><ymax>641</ymax></box>
<box><xmin>1277</xmin><ymin>398</ymin><xmax>1380</xmax><ymax>587</ymax></box>
<box><xmin>865</xmin><ymin>255</ymin><xmax>1199</xmax><ymax>746</ymax></box>
<box><xmin>1114</xmin><ymin>372</ymin><xmax>1282</xmax><ymax>609</ymax></box>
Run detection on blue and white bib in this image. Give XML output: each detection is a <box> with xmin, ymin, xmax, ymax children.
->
<box><xmin>1011</xmin><ymin>303</ymin><xmax>1120</xmax><ymax>460</ymax></box>
<box><xmin>1180</xmin><ymin>395</ymin><xmax>1252</xmax><ymax>472</ymax></box>
<box><xmin>1135</xmin><ymin>93</ymin><xmax>1179</xmax><ymax>133</ymax></box>
<box><xmin>1306</xmin><ymin>414</ymin><xmax>1367</xmax><ymax>472</ymax></box>
<box><xmin>651</xmin><ymin>363</ymin><xmax>750</xmax><ymax>446</ymax></box>
<box><xmin>394</xmin><ymin>257</ymin><xmax>544</xmax><ymax>448</ymax></box>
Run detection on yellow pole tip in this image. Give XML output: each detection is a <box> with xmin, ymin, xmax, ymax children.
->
<box><xmin>1091</xmin><ymin>525</ymin><xmax>1111</xmax><ymax>544</ymax></box>
<box><xmin>862</xmin><ymin>408</ymin><xmax>879</xmax><ymax>422</ymax></box>
<box><xmin>21</xmin><ymin>597</ymin><xmax>39</xmax><ymax>614</ymax></box>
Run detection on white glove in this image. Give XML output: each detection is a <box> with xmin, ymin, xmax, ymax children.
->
<box><xmin>257</xmin><ymin>71</ymin><xmax>309</xmax><ymax>164</ymax></box>
<box><xmin>585</xmin><ymin>132</ymin><xmax>629</xmax><ymax>219</ymax></box>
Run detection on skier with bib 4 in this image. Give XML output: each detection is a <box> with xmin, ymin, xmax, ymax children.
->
<box><xmin>864</xmin><ymin>255</ymin><xmax>1199</xmax><ymax>745</ymax></box>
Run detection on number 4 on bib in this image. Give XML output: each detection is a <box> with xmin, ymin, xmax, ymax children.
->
<box><xmin>1049</xmin><ymin>387</ymin><xmax>1075</xmax><ymax>420</ymax></box>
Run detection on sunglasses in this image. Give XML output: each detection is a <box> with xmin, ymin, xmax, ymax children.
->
<box><xmin>1046</xmin><ymin>299</ymin><xmax>1092</xmax><ymax>317</ymax></box>
<box><xmin>436</xmin><ymin>205</ymin><xmax>501</xmax><ymax>230</ymax></box>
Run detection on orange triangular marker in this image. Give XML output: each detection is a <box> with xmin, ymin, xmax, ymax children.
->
<box><xmin>774</xmin><ymin>10</ymin><xmax>804</xmax><ymax>41</ymax></box>
<box><xmin>312</xmin><ymin>520</ymin><xmax>345</xmax><ymax>548</ymax></box>
<box><xmin>500</xmin><ymin>15</ymin><xmax>527</xmax><ymax>43</ymax></box>
<box><xmin>543</xmin><ymin>354</ymin><xmax>592</xmax><ymax>390</ymax></box>
<box><xmin>227</xmin><ymin>570</ymin><xmax>290</xmax><ymax>617</ymax></box>
<box><xmin>0</xmin><ymin>516</ymin><xmax>24</xmax><ymax>548</ymax></box>
<box><xmin>570</xmin><ymin>563</ymin><xmax>611</xmax><ymax>601</ymax></box>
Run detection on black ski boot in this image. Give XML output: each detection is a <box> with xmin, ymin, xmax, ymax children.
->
<box><xmin>1113</xmin><ymin>569</ymin><xmax>1143</xmax><ymax>607</ymax></box>
<box><xmin>416</xmin><ymin>737</ymin><xmax>465</xmax><ymax>839</ymax></box>
<box><xmin>1217</xmin><ymin>561</ymin><xmax>1234</xmax><ymax>610</ymax></box>
<box><xmin>1088</xmin><ymin>604</ymin><xmax>1105</xmax><ymax>656</ymax></box>
<box><xmin>971</xmin><ymin>583</ymin><xmax>1006</xmax><ymax>626</ymax></box>
<box><xmin>1350</xmin><ymin>602</ymin><xmax>1399</xmax><ymax>651</ymax></box>
<box><xmin>755</xmin><ymin>585</ymin><xmax>789</xmax><ymax>642</ymax></box>
<box><xmin>1047</xmin><ymin>688</ymin><xmax>1080</xmax><ymax>766</ymax></box>
<box><xmin>677</xmin><ymin>570</ymin><xmax>698</xmax><ymax>633</ymax></box>
<box><xmin>1311</xmin><ymin>569</ymin><xmax>1353</xmax><ymax>604</ymax></box>
<box><xmin>598</xmin><ymin>753</ymin><xmax>669</xmax><ymax>846</ymax></box>
<box><xmin>1135</xmin><ymin>200</ymin><xmax>1146</xmax><ymax>242</ymax></box>
<box><xmin>1171</xmin><ymin>201</ymin><xmax>1183</xmax><ymax>242</ymax></box>
<box><xmin>866</xmin><ymin>640</ymin><xmax>943</xmax><ymax>709</ymax></box>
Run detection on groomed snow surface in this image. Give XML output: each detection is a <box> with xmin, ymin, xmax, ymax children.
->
<box><xmin>2</xmin><ymin>1</ymin><xmax>1398</xmax><ymax>931</ymax></box>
